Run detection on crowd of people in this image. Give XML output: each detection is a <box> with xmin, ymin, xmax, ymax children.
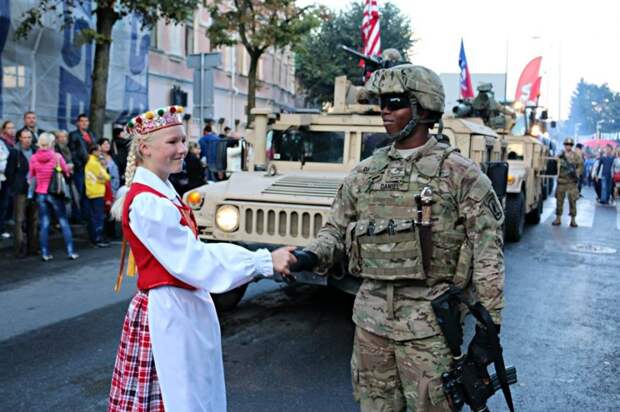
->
<box><xmin>0</xmin><ymin>112</ymin><xmax>128</xmax><ymax>260</ymax></box>
<box><xmin>581</xmin><ymin>143</ymin><xmax>620</xmax><ymax>205</ymax></box>
<box><xmin>0</xmin><ymin>111</ymin><xmax>242</xmax><ymax>261</ymax></box>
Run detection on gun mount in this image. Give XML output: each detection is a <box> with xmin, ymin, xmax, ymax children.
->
<box><xmin>452</xmin><ymin>83</ymin><xmax>516</xmax><ymax>132</ymax></box>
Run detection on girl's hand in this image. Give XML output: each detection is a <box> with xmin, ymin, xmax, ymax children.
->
<box><xmin>271</xmin><ymin>246</ymin><xmax>297</xmax><ymax>276</ymax></box>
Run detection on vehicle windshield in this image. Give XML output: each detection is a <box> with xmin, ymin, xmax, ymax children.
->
<box><xmin>507</xmin><ymin>142</ymin><xmax>525</xmax><ymax>160</ymax></box>
<box><xmin>268</xmin><ymin>129</ymin><xmax>345</xmax><ymax>163</ymax></box>
<box><xmin>361</xmin><ymin>132</ymin><xmax>391</xmax><ymax>160</ymax></box>
<box><xmin>511</xmin><ymin>114</ymin><xmax>527</xmax><ymax>136</ymax></box>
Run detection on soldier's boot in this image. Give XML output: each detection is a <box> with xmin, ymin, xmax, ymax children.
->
<box><xmin>570</xmin><ymin>217</ymin><xmax>578</xmax><ymax>228</ymax></box>
<box><xmin>552</xmin><ymin>216</ymin><xmax>561</xmax><ymax>226</ymax></box>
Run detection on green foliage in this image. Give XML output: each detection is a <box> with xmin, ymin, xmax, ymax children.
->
<box><xmin>566</xmin><ymin>79</ymin><xmax>620</xmax><ymax>135</ymax></box>
<box><xmin>207</xmin><ymin>0</ymin><xmax>321</xmax><ymax>59</ymax></box>
<box><xmin>15</xmin><ymin>0</ymin><xmax>199</xmax><ymax>43</ymax></box>
<box><xmin>295</xmin><ymin>2</ymin><xmax>413</xmax><ymax>106</ymax></box>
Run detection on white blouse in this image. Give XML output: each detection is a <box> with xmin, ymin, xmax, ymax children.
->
<box><xmin>128</xmin><ymin>166</ymin><xmax>273</xmax><ymax>412</ymax></box>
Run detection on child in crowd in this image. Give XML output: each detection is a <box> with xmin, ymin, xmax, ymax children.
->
<box><xmin>85</xmin><ymin>143</ymin><xmax>110</xmax><ymax>247</ymax></box>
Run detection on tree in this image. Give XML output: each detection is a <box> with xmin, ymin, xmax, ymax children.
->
<box><xmin>15</xmin><ymin>0</ymin><xmax>199</xmax><ymax>138</ymax></box>
<box><xmin>207</xmin><ymin>0</ymin><xmax>321</xmax><ymax>125</ymax></box>
<box><xmin>565</xmin><ymin>79</ymin><xmax>620</xmax><ymax>136</ymax></box>
<box><xmin>295</xmin><ymin>2</ymin><xmax>413</xmax><ymax>106</ymax></box>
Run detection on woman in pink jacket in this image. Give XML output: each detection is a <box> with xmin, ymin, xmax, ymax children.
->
<box><xmin>29</xmin><ymin>132</ymin><xmax>78</xmax><ymax>260</ymax></box>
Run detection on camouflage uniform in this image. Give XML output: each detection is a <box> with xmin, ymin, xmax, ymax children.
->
<box><xmin>554</xmin><ymin>146</ymin><xmax>584</xmax><ymax>221</ymax></box>
<box><xmin>306</xmin><ymin>65</ymin><xmax>505</xmax><ymax>412</ymax></box>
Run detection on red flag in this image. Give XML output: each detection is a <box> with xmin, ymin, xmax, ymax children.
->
<box><xmin>361</xmin><ymin>0</ymin><xmax>381</xmax><ymax>58</ymax></box>
<box><xmin>528</xmin><ymin>76</ymin><xmax>542</xmax><ymax>103</ymax></box>
<box><xmin>514</xmin><ymin>56</ymin><xmax>542</xmax><ymax>105</ymax></box>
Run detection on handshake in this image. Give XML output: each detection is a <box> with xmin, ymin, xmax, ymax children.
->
<box><xmin>270</xmin><ymin>247</ymin><xmax>319</xmax><ymax>278</ymax></box>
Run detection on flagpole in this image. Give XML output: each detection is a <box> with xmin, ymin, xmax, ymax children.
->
<box><xmin>504</xmin><ymin>36</ymin><xmax>509</xmax><ymax>102</ymax></box>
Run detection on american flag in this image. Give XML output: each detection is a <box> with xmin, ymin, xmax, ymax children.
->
<box><xmin>361</xmin><ymin>0</ymin><xmax>381</xmax><ymax>58</ymax></box>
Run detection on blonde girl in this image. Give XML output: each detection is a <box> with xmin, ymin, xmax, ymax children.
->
<box><xmin>108</xmin><ymin>106</ymin><xmax>295</xmax><ymax>412</ymax></box>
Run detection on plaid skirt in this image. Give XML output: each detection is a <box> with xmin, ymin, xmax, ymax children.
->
<box><xmin>108</xmin><ymin>292</ymin><xmax>164</xmax><ymax>412</ymax></box>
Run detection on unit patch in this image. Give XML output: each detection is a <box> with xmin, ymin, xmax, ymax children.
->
<box><xmin>484</xmin><ymin>192</ymin><xmax>503</xmax><ymax>221</ymax></box>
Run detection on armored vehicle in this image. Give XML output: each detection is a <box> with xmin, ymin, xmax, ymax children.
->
<box><xmin>186</xmin><ymin>76</ymin><xmax>508</xmax><ymax>310</ymax></box>
<box><xmin>453</xmin><ymin>83</ymin><xmax>553</xmax><ymax>242</ymax></box>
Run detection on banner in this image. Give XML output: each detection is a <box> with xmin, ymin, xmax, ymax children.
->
<box><xmin>0</xmin><ymin>0</ymin><xmax>149</xmax><ymax>132</ymax></box>
<box><xmin>514</xmin><ymin>56</ymin><xmax>542</xmax><ymax>106</ymax></box>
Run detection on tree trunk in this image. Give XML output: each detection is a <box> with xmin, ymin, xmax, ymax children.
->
<box><xmin>246</xmin><ymin>53</ymin><xmax>260</xmax><ymax>127</ymax></box>
<box><xmin>89</xmin><ymin>6</ymin><xmax>117</xmax><ymax>139</ymax></box>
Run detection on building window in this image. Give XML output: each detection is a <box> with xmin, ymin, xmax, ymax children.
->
<box><xmin>149</xmin><ymin>23</ymin><xmax>159</xmax><ymax>49</ymax></box>
<box><xmin>185</xmin><ymin>25</ymin><xmax>194</xmax><ymax>56</ymax></box>
<box><xmin>3</xmin><ymin>65</ymin><xmax>26</xmax><ymax>88</ymax></box>
<box><xmin>167</xmin><ymin>23</ymin><xmax>183</xmax><ymax>57</ymax></box>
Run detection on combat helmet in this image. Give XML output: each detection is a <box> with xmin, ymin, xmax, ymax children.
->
<box><xmin>364</xmin><ymin>64</ymin><xmax>445</xmax><ymax>141</ymax></box>
<box><xmin>563</xmin><ymin>137</ymin><xmax>575</xmax><ymax>146</ymax></box>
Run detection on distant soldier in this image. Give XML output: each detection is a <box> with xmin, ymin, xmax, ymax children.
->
<box><xmin>553</xmin><ymin>137</ymin><xmax>584</xmax><ymax>227</ymax></box>
<box><xmin>381</xmin><ymin>48</ymin><xmax>404</xmax><ymax>68</ymax></box>
<box><xmin>290</xmin><ymin>64</ymin><xmax>505</xmax><ymax>411</ymax></box>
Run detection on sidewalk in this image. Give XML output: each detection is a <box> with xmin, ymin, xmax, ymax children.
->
<box><xmin>0</xmin><ymin>222</ymin><xmax>90</xmax><ymax>252</ymax></box>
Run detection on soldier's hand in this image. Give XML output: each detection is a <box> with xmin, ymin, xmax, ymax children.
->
<box><xmin>271</xmin><ymin>246</ymin><xmax>298</xmax><ymax>277</ymax></box>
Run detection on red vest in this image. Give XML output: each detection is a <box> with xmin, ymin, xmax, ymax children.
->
<box><xmin>122</xmin><ymin>183</ymin><xmax>197</xmax><ymax>292</ymax></box>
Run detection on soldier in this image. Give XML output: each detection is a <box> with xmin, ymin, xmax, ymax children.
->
<box><xmin>553</xmin><ymin>138</ymin><xmax>584</xmax><ymax>227</ymax></box>
<box><xmin>290</xmin><ymin>65</ymin><xmax>505</xmax><ymax>411</ymax></box>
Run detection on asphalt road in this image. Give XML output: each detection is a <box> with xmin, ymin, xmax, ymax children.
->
<box><xmin>1</xmin><ymin>187</ymin><xmax>619</xmax><ymax>411</ymax></box>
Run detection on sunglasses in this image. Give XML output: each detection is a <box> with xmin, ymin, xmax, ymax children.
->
<box><xmin>380</xmin><ymin>95</ymin><xmax>411</xmax><ymax>111</ymax></box>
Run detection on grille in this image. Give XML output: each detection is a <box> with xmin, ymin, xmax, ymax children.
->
<box><xmin>262</xmin><ymin>176</ymin><xmax>342</xmax><ymax>198</ymax></box>
<box><xmin>243</xmin><ymin>206</ymin><xmax>325</xmax><ymax>240</ymax></box>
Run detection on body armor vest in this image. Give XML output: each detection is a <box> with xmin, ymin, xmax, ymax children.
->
<box><xmin>348</xmin><ymin>140</ymin><xmax>467</xmax><ymax>284</ymax></box>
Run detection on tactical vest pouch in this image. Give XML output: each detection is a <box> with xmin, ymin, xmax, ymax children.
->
<box><xmin>429</xmin><ymin>222</ymin><xmax>466</xmax><ymax>283</ymax></box>
<box><xmin>346</xmin><ymin>221</ymin><xmax>362</xmax><ymax>275</ymax></box>
<box><xmin>354</xmin><ymin>218</ymin><xmax>426</xmax><ymax>280</ymax></box>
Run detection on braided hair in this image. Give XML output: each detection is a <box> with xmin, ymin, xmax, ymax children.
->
<box><xmin>110</xmin><ymin>132</ymin><xmax>155</xmax><ymax>221</ymax></box>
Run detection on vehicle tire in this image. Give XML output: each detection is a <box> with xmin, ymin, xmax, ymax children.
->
<box><xmin>526</xmin><ymin>195</ymin><xmax>543</xmax><ymax>224</ymax></box>
<box><xmin>212</xmin><ymin>283</ymin><xmax>249</xmax><ymax>312</ymax></box>
<box><xmin>505</xmin><ymin>192</ymin><xmax>525</xmax><ymax>242</ymax></box>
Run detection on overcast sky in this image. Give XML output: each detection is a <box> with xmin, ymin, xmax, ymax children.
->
<box><xmin>299</xmin><ymin>0</ymin><xmax>620</xmax><ymax>120</ymax></box>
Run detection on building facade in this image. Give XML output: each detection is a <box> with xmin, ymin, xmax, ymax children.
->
<box><xmin>148</xmin><ymin>4</ymin><xmax>296</xmax><ymax>138</ymax></box>
<box><xmin>0</xmin><ymin>1</ymin><xmax>296</xmax><ymax>138</ymax></box>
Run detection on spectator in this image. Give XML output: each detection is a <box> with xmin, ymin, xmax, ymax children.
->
<box><xmin>99</xmin><ymin>138</ymin><xmax>120</xmax><ymax>194</ymax></box>
<box><xmin>219</xmin><ymin>126</ymin><xmax>231</xmax><ymax>139</ymax></box>
<box><xmin>54</xmin><ymin>129</ymin><xmax>78</xmax><ymax>216</ymax></box>
<box><xmin>0</xmin><ymin>120</ymin><xmax>16</xmax><ymax>239</ymax></box>
<box><xmin>6</xmin><ymin>129</ymin><xmax>37</xmax><ymax>257</ymax></box>
<box><xmin>111</xmin><ymin>125</ymin><xmax>130</xmax><ymax>186</ymax></box>
<box><xmin>614</xmin><ymin>147</ymin><xmax>620</xmax><ymax>200</ymax></box>
<box><xmin>198</xmin><ymin>124</ymin><xmax>220</xmax><ymax>181</ymax></box>
<box><xmin>185</xmin><ymin>141</ymin><xmax>207</xmax><ymax>192</ymax></box>
<box><xmin>584</xmin><ymin>155</ymin><xmax>595</xmax><ymax>187</ymax></box>
<box><xmin>29</xmin><ymin>132</ymin><xmax>78</xmax><ymax>261</ymax></box>
<box><xmin>85</xmin><ymin>143</ymin><xmax>110</xmax><ymax>247</ymax></box>
<box><xmin>68</xmin><ymin>113</ymin><xmax>97</xmax><ymax>222</ymax></box>
<box><xmin>592</xmin><ymin>152</ymin><xmax>602</xmax><ymax>201</ymax></box>
<box><xmin>1</xmin><ymin>120</ymin><xmax>16</xmax><ymax>148</ymax></box>
<box><xmin>597</xmin><ymin>144</ymin><xmax>615</xmax><ymax>205</ymax></box>
<box><xmin>18</xmin><ymin>111</ymin><xmax>41</xmax><ymax>146</ymax></box>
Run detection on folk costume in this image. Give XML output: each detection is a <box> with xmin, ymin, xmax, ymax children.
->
<box><xmin>108</xmin><ymin>106</ymin><xmax>274</xmax><ymax>412</ymax></box>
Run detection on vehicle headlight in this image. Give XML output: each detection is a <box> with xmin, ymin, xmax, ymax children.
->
<box><xmin>507</xmin><ymin>175</ymin><xmax>516</xmax><ymax>185</ymax></box>
<box><xmin>186</xmin><ymin>191</ymin><xmax>203</xmax><ymax>209</ymax></box>
<box><xmin>215</xmin><ymin>205</ymin><xmax>240</xmax><ymax>232</ymax></box>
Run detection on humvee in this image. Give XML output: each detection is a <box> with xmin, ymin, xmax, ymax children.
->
<box><xmin>185</xmin><ymin>76</ymin><xmax>508</xmax><ymax>310</ymax></box>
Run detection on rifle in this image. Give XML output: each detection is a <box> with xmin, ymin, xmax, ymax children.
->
<box><xmin>431</xmin><ymin>287</ymin><xmax>517</xmax><ymax>412</ymax></box>
<box><xmin>339</xmin><ymin>45</ymin><xmax>382</xmax><ymax>71</ymax></box>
